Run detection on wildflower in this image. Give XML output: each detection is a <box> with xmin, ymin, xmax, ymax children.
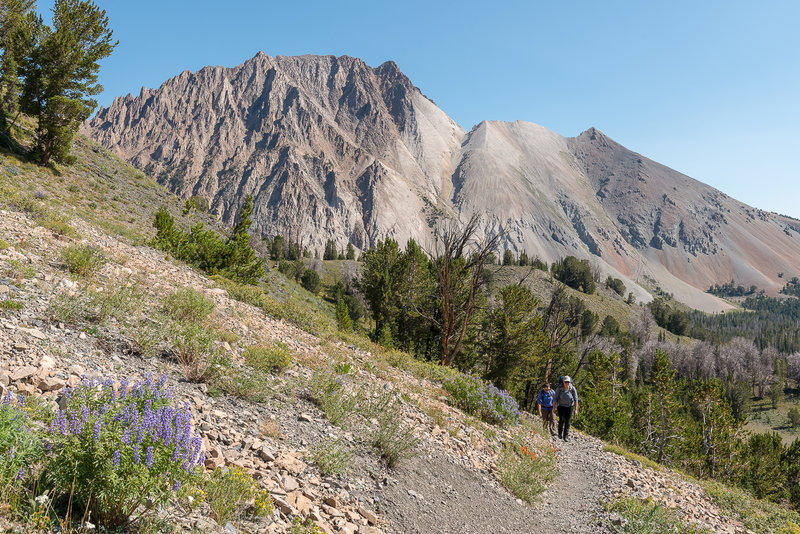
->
<box><xmin>172</xmin><ymin>480</ymin><xmax>181</xmax><ymax>491</ymax></box>
<box><xmin>93</xmin><ymin>420</ymin><xmax>102</xmax><ymax>442</ymax></box>
<box><xmin>112</xmin><ymin>449</ymin><xmax>121</xmax><ymax>468</ymax></box>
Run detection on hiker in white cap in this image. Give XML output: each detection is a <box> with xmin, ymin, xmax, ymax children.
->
<box><xmin>553</xmin><ymin>376</ymin><xmax>578</xmax><ymax>442</ymax></box>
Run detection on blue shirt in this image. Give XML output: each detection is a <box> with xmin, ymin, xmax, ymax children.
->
<box><xmin>537</xmin><ymin>389</ymin><xmax>554</xmax><ymax>409</ymax></box>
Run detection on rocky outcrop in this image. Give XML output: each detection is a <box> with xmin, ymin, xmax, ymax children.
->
<box><xmin>82</xmin><ymin>54</ymin><xmax>800</xmax><ymax>311</ymax></box>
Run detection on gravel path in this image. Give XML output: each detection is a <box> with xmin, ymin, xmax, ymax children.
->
<box><xmin>380</xmin><ymin>430</ymin><xmax>620</xmax><ymax>533</ymax></box>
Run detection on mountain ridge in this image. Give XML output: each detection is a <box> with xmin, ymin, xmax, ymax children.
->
<box><xmin>82</xmin><ymin>52</ymin><xmax>800</xmax><ymax>312</ymax></box>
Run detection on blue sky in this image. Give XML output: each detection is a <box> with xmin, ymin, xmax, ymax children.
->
<box><xmin>41</xmin><ymin>0</ymin><xmax>800</xmax><ymax>217</ymax></box>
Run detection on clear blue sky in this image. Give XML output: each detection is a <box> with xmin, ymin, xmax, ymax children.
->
<box><xmin>41</xmin><ymin>0</ymin><xmax>800</xmax><ymax>218</ymax></box>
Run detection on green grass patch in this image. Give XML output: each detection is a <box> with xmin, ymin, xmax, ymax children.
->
<box><xmin>0</xmin><ymin>300</ymin><xmax>23</xmax><ymax>311</ymax></box>
<box><xmin>163</xmin><ymin>287</ymin><xmax>216</xmax><ymax>323</ymax></box>
<box><xmin>604</xmin><ymin>497</ymin><xmax>713</xmax><ymax>533</ymax></box>
<box><xmin>34</xmin><ymin>210</ymin><xmax>76</xmax><ymax>237</ymax></box>
<box><xmin>243</xmin><ymin>342</ymin><xmax>292</xmax><ymax>372</ymax></box>
<box><xmin>603</xmin><ymin>443</ymin><xmax>663</xmax><ymax>472</ymax></box>
<box><xmin>305</xmin><ymin>438</ymin><xmax>354</xmax><ymax>476</ymax></box>
<box><xmin>497</xmin><ymin>437</ymin><xmax>557</xmax><ymax>503</ymax></box>
<box><xmin>60</xmin><ymin>244</ymin><xmax>106</xmax><ymax>276</ymax></box>
<box><xmin>2</xmin><ymin>259</ymin><xmax>35</xmax><ymax>279</ymax></box>
<box><xmin>746</xmin><ymin>396</ymin><xmax>800</xmax><ymax>445</ymax></box>
<box><xmin>700</xmin><ymin>478</ymin><xmax>800</xmax><ymax>533</ymax></box>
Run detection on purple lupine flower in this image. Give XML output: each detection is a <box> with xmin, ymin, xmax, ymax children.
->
<box><xmin>122</xmin><ymin>427</ymin><xmax>131</xmax><ymax>445</ymax></box>
<box><xmin>112</xmin><ymin>449</ymin><xmax>121</xmax><ymax>468</ymax></box>
<box><xmin>132</xmin><ymin>446</ymin><xmax>140</xmax><ymax>464</ymax></box>
<box><xmin>119</xmin><ymin>378</ymin><xmax>128</xmax><ymax>399</ymax></box>
<box><xmin>3</xmin><ymin>391</ymin><xmax>12</xmax><ymax>406</ymax></box>
<box><xmin>16</xmin><ymin>394</ymin><xmax>24</xmax><ymax>408</ymax></box>
<box><xmin>93</xmin><ymin>421</ymin><xmax>102</xmax><ymax>442</ymax></box>
<box><xmin>172</xmin><ymin>480</ymin><xmax>181</xmax><ymax>492</ymax></box>
<box><xmin>145</xmin><ymin>446</ymin><xmax>154</xmax><ymax>467</ymax></box>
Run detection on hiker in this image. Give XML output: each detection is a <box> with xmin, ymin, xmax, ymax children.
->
<box><xmin>553</xmin><ymin>375</ymin><xmax>578</xmax><ymax>442</ymax></box>
<box><xmin>537</xmin><ymin>382</ymin><xmax>555</xmax><ymax>435</ymax></box>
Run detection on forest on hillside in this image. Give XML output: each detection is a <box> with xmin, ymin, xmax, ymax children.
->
<box><xmin>243</xmin><ymin>219</ymin><xmax>800</xmax><ymax>511</ymax></box>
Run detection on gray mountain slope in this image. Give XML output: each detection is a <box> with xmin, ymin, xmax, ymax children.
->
<box><xmin>82</xmin><ymin>53</ymin><xmax>800</xmax><ymax>312</ymax></box>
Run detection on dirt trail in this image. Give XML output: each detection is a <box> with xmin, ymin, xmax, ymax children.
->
<box><xmin>380</xmin><ymin>430</ymin><xmax>620</xmax><ymax>533</ymax></box>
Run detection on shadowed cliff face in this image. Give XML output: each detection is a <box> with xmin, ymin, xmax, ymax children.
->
<box><xmin>82</xmin><ymin>53</ymin><xmax>800</xmax><ymax>312</ymax></box>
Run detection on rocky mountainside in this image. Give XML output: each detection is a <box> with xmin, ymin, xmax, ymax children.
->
<box><xmin>0</xmin><ymin>207</ymin><xmax>757</xmax><ymax>534</ymax></box>
<box><xmin>82</xmin><ymin>53</ymin><xmax>800</xmax><ymax>311</ymax></box>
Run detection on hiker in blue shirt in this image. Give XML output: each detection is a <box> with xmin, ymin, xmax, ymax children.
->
<box><xmin>553</xmin><ymin>375</ymin><xmax>579</xmax><ymax>442</ymax></box>
<box><xmin>536</xmin><ymin>382</ymin><xmax>555</xmax><ymax>436</ymax></box>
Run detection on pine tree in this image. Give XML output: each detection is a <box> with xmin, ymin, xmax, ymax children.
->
<box><xmin>346</xmin><ymin>242</ymin><xmax>355</xmax><ymax>260</ymax></box>
<box><xmin>20</xmin><ymin>0</ymin><xmax>116</xmax><ymax>164</ymax></box>
<box><xmin>649</xmin><ymin>348</ymin><xmax>683</xmax><ymax>463</ymax></box>
<box><xmin>0</xmin><ymin>0</ymin><xmax>36</xmax><ymax>129</ymax></box>
<box><xmin>690</xmin><ymin>379</ymin><xmax>742</xmax><ymax>479</ymax></box>
<box><xmin>230</xmin><ymin>194</ymin><xmax>253</xmax><ymax>238</ymax></box>
<box><xmin>335</xmin><ymin>298</ymin><xmax>352</xmax><ymax>332</ymax></box>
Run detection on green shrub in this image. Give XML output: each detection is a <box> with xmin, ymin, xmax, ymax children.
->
<box><xmin>605</xmin><ymin>276</ymin><xmax>626</xmax><ymax>296</ymax></box>
<box><xmin>214</xmin><ymin>372</ymin><xmax>273</xmax><ymax>403</ymax></box>
<box><xmin>243</xmin><ymin>342</ymin><xmax>292</xmax><ymax>372</ymax></box>
<box><xmin>309</xmin><ymin>371</ymin><xmax>358</xmax><ymax>427</ymax></box>
<box><xmin>170</xmin><ymin>323</ymin><xmax>228</xmax><ymax>383</ymax></box>
<box><xmin>44</xmin><ymin>376</ymin><xmax>204</xmax><ymax>529</ymax></box>
<box><xmin>0</xmin><ymin>393</ymin><xmax>41</xmax><ymax>503</ymax></box>
<box><xmin>789</xmin><ymin>407</ymin><xmax>800</xmax><ymax>429</ymax></box>
<box><xmin>90</xmin><ymin>284</ymin><xmax>142</xmax><ymax>324</ymax></box>
<box><xmin>291</xmin><ymin>517</ymin><xmax>325</xmax><ymax>534</ymax></box>
<box><xmin>47</xmin><ymin>292</ymin><xmax>91</xmax><ymax>324</ymax></box>
<box><xmin>604</xmin><ymin>497</ymin><xmax>712</xmax><ymax>533</ymax></box>
<box><xmin>163</xmin><ymin>288</ymin><xmax>216</xmax><ymax>323</ymax></box>
<box><xmin>205</xmin><ymin>465</ymin><xmax>273</xmax><ymax>524</ymax></box>
<box><xmin>497</xmin><ymin>440</ymin><xmax>556</xmax><ymax>504</ymax></box>
<box><xmin>60</xmin><ymin>244</ymin><xmax>106</xmax><ymax>276</ymax></box>
<box><xmin>702</xmin><ymin>478</ymin><xmax>800</xmax><ymax>533</ymax></box>
<box><xmin>306</xmin><ymin>438</ymin><xmax>353</xmax><ymax>476</ymax></box>
<box><xmin>125</xmin><ymin>317</ymin><xmax>165</xmax><ymax>357</ymax></box>
<box><xmin>336</xmin><ymin>298</ymin><xmax>353</xmax><ymax>331</ymax></box>
<box><xmin>371</xmin><ymin>398</ymin><xmax>419</xmax><ymax>468</ymax></box>
<box><xmin>152</xmin><ymin>203</ymin><xmax>264</xmax><ymax>284</ymax></box>
<box><xmin>301</xmin><ymin>268</ymin><xmax>321</xmax><ymax>294</ymax></box>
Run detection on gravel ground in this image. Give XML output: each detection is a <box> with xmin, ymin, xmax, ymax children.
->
<box><xmin>380</xmin><ymin>430</ymin><xmax>620</xmax><ymax>533</ymax></box>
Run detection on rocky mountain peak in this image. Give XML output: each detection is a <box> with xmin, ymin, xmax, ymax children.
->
<box><xmin>82</xmin><ymin>54</ymin><xmax>800</xmax><ymax>311</ymax></box>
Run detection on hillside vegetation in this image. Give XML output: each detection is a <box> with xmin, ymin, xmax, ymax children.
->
<box><xmin>1</xmin><ymin>131</ymin><xmax>800</xmax><ymax>532</ymax></box>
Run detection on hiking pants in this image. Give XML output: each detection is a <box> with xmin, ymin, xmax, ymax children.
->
<box><xmin>541</xmin><ymin>408</ymin><xmax>554</xmax><ymax>434</ymax></box>
<box><xmin>557</xmin><ymin>405</ymin><xmax>573</xmax><ymax>439</ymax></box>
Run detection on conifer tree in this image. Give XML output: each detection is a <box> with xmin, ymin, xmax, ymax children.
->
<box><xmin>0</xmin><ymin>0</ymin><xmax>36</xmax><ymax>129</ymax></box>
<box><xmin>649</xmin><ymin>348</ymin><xmax>682</xmax><ymax>463</ymax></box>
<box><xmin>20</xmin><ymin>0</ymin><xmax>116</xmax><ymax>164</ymax></box>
